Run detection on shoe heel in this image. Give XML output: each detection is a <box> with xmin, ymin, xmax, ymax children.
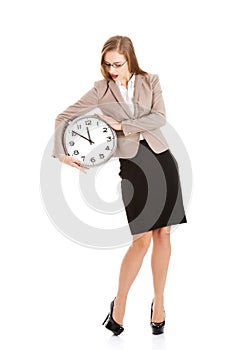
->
<box><xmin>104</xmin><ymin>316</ymin><xmax>124</xmax><ymax>336</ymax></box>
<box><xmin>102</xmin><ymin>313</ymin><xmax>110</xmax><ymax>325</ymax></box>
<box><xmin>102</xmin><ymin>300</ymin><xmax>124</xmax><ymax>336</ymax></box>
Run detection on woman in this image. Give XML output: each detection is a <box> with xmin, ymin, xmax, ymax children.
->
<box><xmin>53</xmin><ymin>36</ymin><xmax>187</xmax><ymax>335</ymax></box>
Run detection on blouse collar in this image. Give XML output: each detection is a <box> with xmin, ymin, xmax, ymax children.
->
<box><xmin>115</xmin><ymin>74</ymin><xmax>135</xmax><ymax>89</ymax></box>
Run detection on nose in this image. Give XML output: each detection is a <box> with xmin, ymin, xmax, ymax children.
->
<box><xmin>109</xmin><ymin>66</ymin><xmax>117</xmax><ymax>73</ymax></box>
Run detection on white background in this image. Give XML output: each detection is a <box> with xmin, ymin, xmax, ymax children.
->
<box><xmin>1</xmin><ymin>0</ymin><xmax>234</xmax><ymax>349</ymax></box>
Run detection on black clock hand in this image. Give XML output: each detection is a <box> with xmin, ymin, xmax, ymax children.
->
<box><xmin>86</xmin><ymin>127</ymin><xmax>95</xmax><ymax>145</ymax></box>
<box><xmin>72</xmin><ymin>130</ymin><xmax>94</xmax><ymax>144</ymax></box>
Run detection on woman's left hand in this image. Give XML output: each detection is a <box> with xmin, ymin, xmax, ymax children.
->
<box><xmin>96</xmin><ymin>114</ymin><xmax>122</xmax><ymax>131</ymax></box>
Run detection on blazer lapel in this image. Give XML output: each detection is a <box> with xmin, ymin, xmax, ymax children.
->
<box><xmin>108</xmin><ymin>80</ymin><xmax>133</xmax><ymax>118</ymax></box>
<box><xmin>108</xmin><ymin>74</ymin><xmax>144</xmax><ymax>119</ymax></box>
<box><xmin>133</xmin><ymin>74</ymin><xmax>143</xmax><ymax>103</ymax></box>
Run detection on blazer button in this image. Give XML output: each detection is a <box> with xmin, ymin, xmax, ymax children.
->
<box><xmin>128</xmin><ymin>131</ymin><xmax>132</xmax><ymax>135</ymax></box>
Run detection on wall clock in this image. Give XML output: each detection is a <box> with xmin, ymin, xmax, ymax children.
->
<box><xmin>63</xmin><ymin>114</ymin><xmax>117</xmax><ymax>167</ymax></box>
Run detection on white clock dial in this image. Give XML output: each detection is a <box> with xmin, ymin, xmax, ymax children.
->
<box><xmin>63</xmin><ymin>115</ymin><xmax>117</xmax><ymax>167</ymax></box>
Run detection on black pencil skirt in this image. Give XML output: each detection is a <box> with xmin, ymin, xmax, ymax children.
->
<box><xmin>118</xmin><ymin>139</ymin><xmax>187</xmax><ymax>235</ymax></box>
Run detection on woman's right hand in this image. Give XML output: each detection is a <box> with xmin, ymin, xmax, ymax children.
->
<box><xmin>58</xmin><ymin>155</ymin><xmax>89</xmax><ymax>173</ymax></box>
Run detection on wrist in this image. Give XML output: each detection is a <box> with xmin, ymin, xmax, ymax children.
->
<box><xmin>58</xmin><ymin>154</ymin><xmax>67</xmax><ymax>162</ymax></box>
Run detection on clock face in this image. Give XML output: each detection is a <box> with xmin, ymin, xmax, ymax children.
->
<box><xmin>63</xmin><ymin>115</ymin><xmax>117</xmax><ymax>167</ymax></box>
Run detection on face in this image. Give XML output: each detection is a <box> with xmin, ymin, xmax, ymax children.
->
<box><xmin>103</xmin><ymin>51</ymin><xmax>131</xmax><ymax>83</ymax></box>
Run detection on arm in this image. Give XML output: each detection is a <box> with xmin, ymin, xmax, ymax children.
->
<box><xmin>52</xmin><ymin>85</ymin><xmax>99</xmax><ymax>158</ymax></box>
<box><xmin>121</xmin><ymin>75</ymin><xmax>166</xmax><ymax>136</ymax></box>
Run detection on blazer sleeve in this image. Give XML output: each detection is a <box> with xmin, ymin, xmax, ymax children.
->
<box><xmin>121</xmin><ymin>75</ymin><xmax>166</xmax><ymax>136</ymax></box>
<box><xmin>52</xmin><ymin>84</ymin><xmax>99</xmax><ymax>158</ymax></box>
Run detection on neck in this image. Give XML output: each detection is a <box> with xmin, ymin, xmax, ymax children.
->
<box><xmin>119</xmin><ymin>73</ymin><xmax>133</xmax><ymax>88</ymax></box>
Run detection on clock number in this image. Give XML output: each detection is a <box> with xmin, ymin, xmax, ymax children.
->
<box><xmin>81</xmin><ymin>156</ymin><xmax>85</xmax><ymax>161</ymax></box>
<box><xmin>69</xmin><ymin>141</ymin><xmax>75</xmax><ymax>146</ymax></box>
<box><xmin>107</xmin><ymin>136</ymin><xmax>112</xmax><ymax>142</ymax></box>
<box><xmin>90</xmin><ymin>157</ymin><xmax>96</xmax><ymax>163</ymax></box>
<box><xmin>105</xmin><ymin>146</ymin><xmax>110</xmax><ymax>150</ymax></box>
<box><xmin>72</xmin><ymin>130</ymin><xmax>78</xmax><ymax>137</ymax></box>
<box><xmin>73</xmin><ymin>150</ymin><xmax>79</xmax><ymax>155</ymax></box>
<box><xmin>99</xmin><ymin>154</ymin><xmax>104</xmax><ymax>159</ymax></box>
<box><xmin>85</xmin><ymin>120</ymin><xmax>91</xmax><ymax>125</ymax></box>
<box><xmin>103</xmin><ymin>127</ymin><xmax>108</xmax><ymax>133</ymax></box>
<box><xmin>77</xmin><ymin>124</ymin><xmax>81</xmax><ymax>129</ymax></box>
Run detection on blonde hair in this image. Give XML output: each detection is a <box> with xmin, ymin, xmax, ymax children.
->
<box><xmin>100</xmin><ymin>36</ymin><xmax>147</xmax><ymax>80</ymax></box>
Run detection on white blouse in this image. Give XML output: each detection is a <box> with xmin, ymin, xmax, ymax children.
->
<box><xmin>116</xmin><ymin>74</ymin><xmax>144</xmax><ymax>140</ymax></box>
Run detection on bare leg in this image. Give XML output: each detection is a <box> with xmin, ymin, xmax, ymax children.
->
<box><xmin>151</xmin><ymin>226</ymin><xmax>171</xmax><ymax>322</ymax></box>
<box><xmin>112</xmin><ymin>231</ymin><xmax>152</xmax><ymax>325</ymax></box>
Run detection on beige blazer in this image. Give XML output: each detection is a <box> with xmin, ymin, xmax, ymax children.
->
<box><xmin>53</xmin><ymin>73</ymin><xmax>169</xmax><ymax>159</ymax></box>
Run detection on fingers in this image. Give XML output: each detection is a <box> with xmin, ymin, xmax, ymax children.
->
<box><xmin>72</xmin><ymin>162</ymin><xmax>90</xmax><ymax>173</ymax></box>
<box><xmin>61</xmin><ymin>156</ymin><xmax>90</xmax><ymax>173</ymax></box>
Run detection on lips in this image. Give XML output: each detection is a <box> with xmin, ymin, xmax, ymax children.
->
<box><xmin>110</xmin><ymin>74</ymin><xmax>118</xmax><ymax>79</ymax></box>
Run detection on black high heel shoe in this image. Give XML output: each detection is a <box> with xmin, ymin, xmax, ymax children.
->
<box><xmin>102</xmin><ymin>300</ymin><xmax>124</xmax><ymax>336</ymax></box>
<box><xmin>150</xmin><ymin>301</ymin><xmax>165</xmax><ymax>335</ymax></box>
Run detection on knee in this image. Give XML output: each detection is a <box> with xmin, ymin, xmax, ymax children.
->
<box><xmin>152</xmin><ymin>227</ymin><xmax>171</xmax><ymax>245</ymax></box>
<box><xmin>132</xmin><ymin>231</ymin><xmax>152</xmax><ymax>254</ymax></box>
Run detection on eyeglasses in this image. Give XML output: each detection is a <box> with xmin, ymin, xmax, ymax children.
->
<box><xmin>103</xmin><ymin>61</ymin><xmax>127</xmax><ymax>69</ymax></box>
